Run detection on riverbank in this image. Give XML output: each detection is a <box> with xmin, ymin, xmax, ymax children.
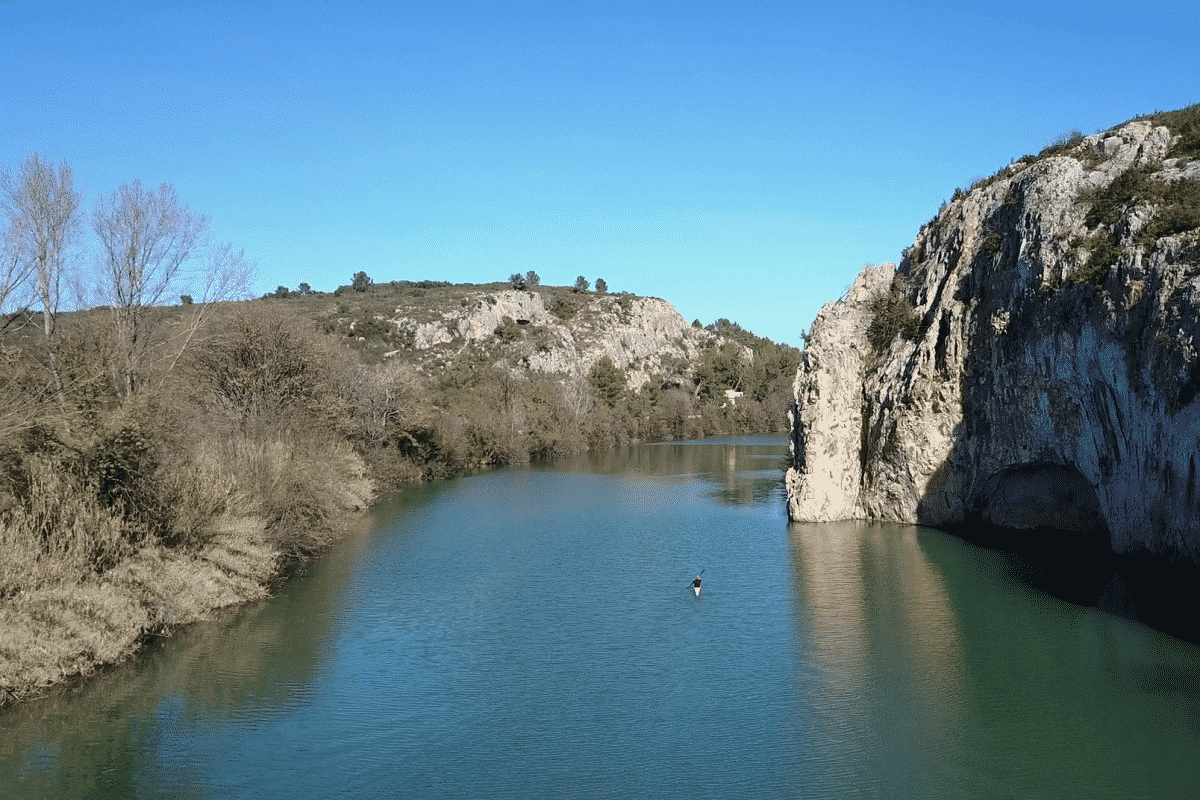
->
<box><xmin>0</xmin><ymin>502</ymin><xmax>370</xmax><ymax>715</ymax></box>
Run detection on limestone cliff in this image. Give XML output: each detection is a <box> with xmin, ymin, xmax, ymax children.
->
<box><xmin>787</xmin><ymin>107</ymin><xmax>1200</xmax><ymax>563</ymax></box>
<box><xmin>381</xmin><ymin>289</ymin><xmax>729</xmax><ymax>389</ymax></box>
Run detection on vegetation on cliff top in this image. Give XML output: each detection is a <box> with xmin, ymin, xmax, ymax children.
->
<box><xmin>869</xmin><ymin>104</ymin><xmax>1200</xmax><ymax>355</ymax></box>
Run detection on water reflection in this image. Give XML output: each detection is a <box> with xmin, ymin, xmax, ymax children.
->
<box><xmin>788</xmin><ymin>521</ymin><xmax>969</xmax><ymax>794</ymax></box>
<box><xmin>0</xmin><ymin>489</ymin><xmax>437</xmax><ymax>800</ymax></box>
<box><xmin>562</xmin><ymin>435</ymin><xmax>789</xmax><ymax>508</ymax></box>
<box><xmin>2</xmin><ymin>437</ymin><xmax>1198</xmax><ymax>799</ymax></box>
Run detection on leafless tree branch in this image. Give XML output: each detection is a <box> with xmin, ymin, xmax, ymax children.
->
<box><xmin>93</xmin><ymin>181</ymin><xmax>208</xmax><ymax>395</ymax></box>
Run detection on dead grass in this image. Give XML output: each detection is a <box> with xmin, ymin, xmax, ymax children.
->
<box><xmin>0</xmin><ymin>508</ymin><xmax>359</xmax><ymax>713</ymax></box>
<box><xmin>0</xmin><ymin>459</ymin><xmax>131</xmax><ymax>597</ymax></box>
<box><xmin>0</xmin><ymin>579</ymin><xmax>147</xmax><ymax>706</ymax></box>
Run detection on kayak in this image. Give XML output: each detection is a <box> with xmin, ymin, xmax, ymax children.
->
<box><xmin>693</xmin><ymin>585</ymin><xmax>701</xmax><ymax>596</ymax></box>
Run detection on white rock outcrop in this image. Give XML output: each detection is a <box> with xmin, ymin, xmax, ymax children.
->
<box><xmin>787</xmin><ymin>116</ymin><xmax>1200</xmax><ymax>561</ymax></box>
<box><xmin>390</xmin><ymin>290</ymin><xmax>729</xmax><ymax>388</ymax></box>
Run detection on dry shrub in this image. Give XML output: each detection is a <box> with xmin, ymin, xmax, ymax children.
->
<box><xmin>436</xmin><ymin>415</ymin><xmax>473</xmax><ymax>470</ymax></box>
<box><xmin>188</xmin><ymin>306</ymin><xmax>348</xmax><ymax>426</ymax></box>
<box><xmin>218</xmin><ymin>431</ymin><xmax>372</xmax><ymax>558</ymax></box>
<box><xmin>152</xmin><ymin>437</ymin><xmax>235</xmax><ymax>548</ymax></box>
<box><xmin>0</xmin><ymin>457</ymin><xmax>130</xmax><ymax>596</ymax></box>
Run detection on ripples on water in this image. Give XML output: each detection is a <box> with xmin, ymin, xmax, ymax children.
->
<box><xmin>1</xmin><ymin>435</ymin><xmax>1198</xmax><ymax>798</ymax></box>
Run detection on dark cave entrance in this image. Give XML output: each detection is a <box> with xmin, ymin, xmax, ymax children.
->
<box><xmin>975</xmin><ymin>462</ymin><xmax>1109</xmax><ymax>537</ymax></box>
<box><xmin>949</xmin><ymin>462</ymin><xmax>1115</xmax><ymax>607</ymax></box>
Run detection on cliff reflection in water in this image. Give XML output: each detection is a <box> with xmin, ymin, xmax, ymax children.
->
<box><xmin>578</xmin><ymin>435</ymin><xmax>789</xmax><ymax>507</ymax></box>
<box><xmin>788</xmin><ymin>521</ymin><xmax>970</xmax><ymax>790</ymax></box>
<box><xmin>788</xmin><ymin>520</ymin><xmax>1200</xmax><ymax>797</ymax></box>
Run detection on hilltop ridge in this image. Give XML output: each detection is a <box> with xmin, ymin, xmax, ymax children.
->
<box><xmin>309</xmin><ymin>281</ymin><xmax>730</xmax><ymax>391</ymax></box>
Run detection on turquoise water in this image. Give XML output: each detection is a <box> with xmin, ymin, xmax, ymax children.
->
<box><xmin>2</xmin><ymin>435</ymin><xmax>1198</xmax><ymax>798</ymax></box>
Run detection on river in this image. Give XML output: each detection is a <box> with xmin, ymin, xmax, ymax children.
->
<box><xmin>1</xmin><ymin>434</ymin><xmax>1198</xmax><ymax>798</ymax></box>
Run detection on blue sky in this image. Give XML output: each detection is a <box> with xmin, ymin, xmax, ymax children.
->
<box><xmin>2</xmin><ymin>0</ymin><xmax>1197</xmax><ymax>345</ymax></box>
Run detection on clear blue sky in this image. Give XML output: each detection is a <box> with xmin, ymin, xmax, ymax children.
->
<box><xmin>2</xmin><ymin>0</ymin><xmax>1197</xmax><ymax>345</ymax></box>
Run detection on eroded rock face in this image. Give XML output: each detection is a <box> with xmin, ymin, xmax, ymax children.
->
<box><xmin>788</xmin><ymin>115</ymin><xmax>1200</xmax><ymax>561</ymax></box>
<box><xmin>785</xmin><ymin>264</ymin><xmax>893</xmax><ymax>522</ymax></box>
<box><xmin>392</xmin><ymin>290</ymin><xmax>725</xmax><ymax>389</ymax></box>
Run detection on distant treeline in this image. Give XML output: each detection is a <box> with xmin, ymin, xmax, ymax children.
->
<box><xmin>366</xmin><ymin>327</ymin><xmax>799</xmax><ymax>488</ymax></box>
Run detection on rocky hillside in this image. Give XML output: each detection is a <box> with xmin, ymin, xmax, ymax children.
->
<box><xmin>302</xmin><ymin>279</ymin><xmax>797</xmax><ymax>478</ymax></box>
<box><xmin>787</xmin><ymin>106</ymin><xmax>1200</xmax><ymax>567</ymax></box>
<box><xmin>367</xmin><ymin>286</ymin><xmax>726</xmax><ymax>390</ymax></box>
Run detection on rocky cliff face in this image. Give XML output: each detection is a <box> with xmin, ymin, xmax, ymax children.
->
<box><xmin>386</xmin><ymin>289</ymin><xmax>724</xmax><ymax>388</ymax></box>
<box><xmin>787</xmin><ymin>110</ymin><xmax>1200</xmax><ymax>564</ymax></box>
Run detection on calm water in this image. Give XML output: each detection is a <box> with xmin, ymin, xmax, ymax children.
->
<box><xmin>2</xmin><ymin>434</ymin><xmax>1199</xmax><ymax>798</ymax></box>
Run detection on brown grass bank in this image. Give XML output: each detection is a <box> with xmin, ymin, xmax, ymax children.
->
<box><xmin>0</xmin><ymin>305</ymin><xmax>375</xmax><ymax>713</ymax></box>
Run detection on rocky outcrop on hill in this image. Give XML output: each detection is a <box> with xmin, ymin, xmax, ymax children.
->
<box><xmin>387</xmin><ymin>290</ymin><xmax>724</xmax><ymax>388</ymax></box>
<box><xmin>787</xmin><ymin>108</ymin><xmax>1200</xmax><ymax>567</ymax></box>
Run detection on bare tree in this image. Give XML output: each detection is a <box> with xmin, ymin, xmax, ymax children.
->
<box><xmin>563</xmin><ymin>373</ymin><xmax>595</xmax><ymax>424</ymax></box>
<box><xmin>93</xmin><ymin>180</ymin><xmax>208</xmax><ymax>395</ymax></box>
<box><xmin>341</xmin><ymin>362</ymin><xmax>423</xmax><ymax>450</ymax></box>
<box><xmin>0</xmin><ymin>216</ymin><xmax>34</xmax><ymax>321</ymax></box>
<box><xmin>166</xmin><ymin>241</ymin><xmax>254</xmax><ymax>373</ymax></box>
<box><xmin>1</xmin><ymin>155</ymin><xmax>81</xmax><ymax>390</ymax></box>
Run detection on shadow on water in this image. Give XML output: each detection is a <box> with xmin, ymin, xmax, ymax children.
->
<box><xmin>914</xmin><ymin>524</ymin><xmax>1200</xmax><ymax>711</ymax></box>
<box><xmin>909</xmin><ymin>523</ymin><xmax>1200</xmax><ymax>795</ymax></box>
<box><xmin>936</xmin><ymin>518</ymin><xmax>1200</xmax><ymax>646</ymax></box>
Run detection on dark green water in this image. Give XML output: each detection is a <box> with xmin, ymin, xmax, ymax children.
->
<box><xmin>1</xmin><ymin>434</ymin><xmax>1198</xmax><ymax>798</ymax></box>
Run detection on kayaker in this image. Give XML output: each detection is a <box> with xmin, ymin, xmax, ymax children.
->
<box><xmin>692</xmin><ymin>575</ymin><xmax>702</xmax><ymax>591</ymax></box>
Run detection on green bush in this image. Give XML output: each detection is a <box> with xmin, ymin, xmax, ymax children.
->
<box><xmin>494</xmin><ymin>316</ymin><xmax>521</xmax><ymax>343</ymax></box>
<box><xmin>589</xmin><ymin>356</ymin><xmax>627</xmax><ymax>407</ymax></box>
<box><xmin>1144</xmin><ymin>103</ymin><xmax>1200</xmax><ymax>158</ymax></box>
<box><xmin>1137</xmin><ymin>178</ymin><xmax>1200</xmax><ymax>245</ymax></box>
<box><xmin>866</xmin><ymin>282</ymin><xmax>922</xmax><ymax>355</ymax></box>
<box><xmin>1039</xmin><ymin>129</ymin><xmax>1085</xmax><ymax>159</ymax></box>
<box><xmin>550</xmin><ymin>298</ymin><xmax>579</xmax><ymax>320</ymax></box>
<box><xmin>88</xmin><ymin>422</ymin><xmax>157</xmax><ymax>516</ymax></box>
<box><xmin>1069</xmin><ymin>237</ymin><xmax>1120</xmax><ymax>287</ymax></box>
<box><xmin>1084</xmin><ymin>166</ymin><xmax>1154</xmax><ymax>229</ymax></box>
<box><xmin>353</xmin><ymin>315</ymin><xmax>394</xmax><ymax>341</ymax></box>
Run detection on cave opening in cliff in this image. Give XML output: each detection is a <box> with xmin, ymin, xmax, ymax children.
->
<box><xmin>958</xmin><ymin>462</ymin><xmax>1114</xmax><ymax>605</ymax></box>
<box><xmin>974</xmin><ymin>462</ymin><xmax>1108</xmax><ymax>537</ymax></box>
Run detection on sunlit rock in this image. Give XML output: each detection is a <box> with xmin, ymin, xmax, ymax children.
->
<box><xmin>787</xmin><ymin>111</ymin><xmax>1200</xmax><ymax>564</ymax></box>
